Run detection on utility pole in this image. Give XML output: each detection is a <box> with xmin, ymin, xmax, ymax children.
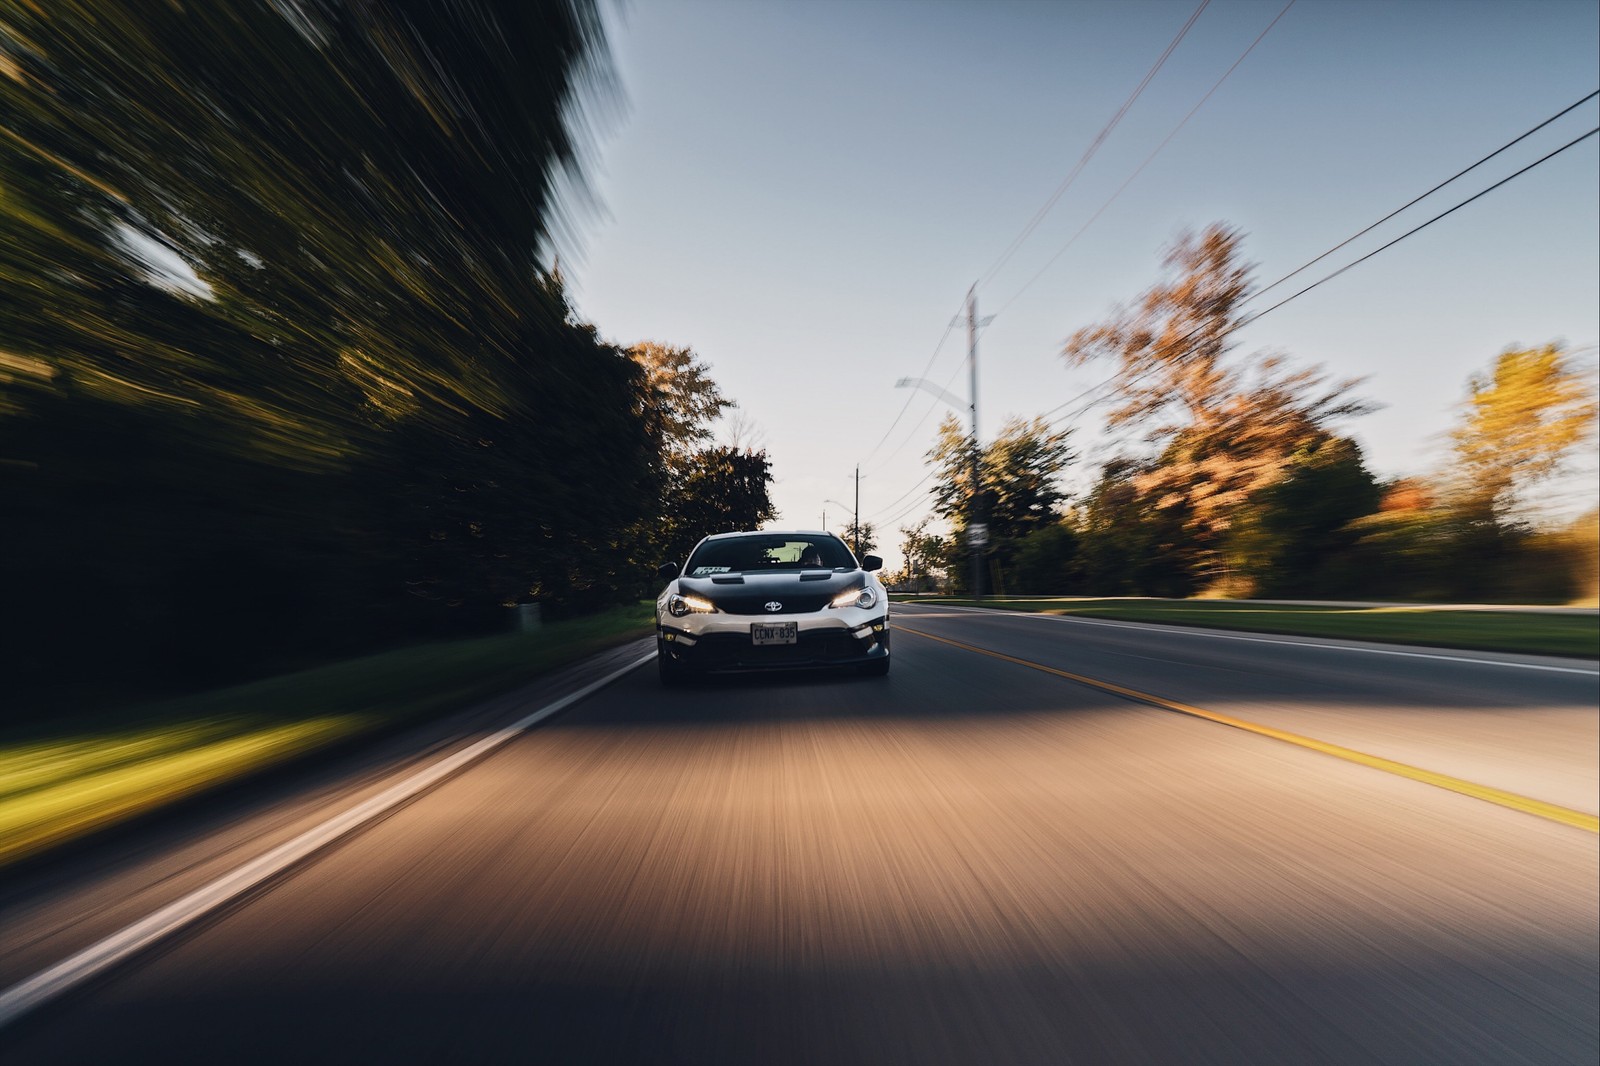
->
<box><xmin>895</xmin><ymin>284</ymin><xmax>991</xmax><ymax>597</ymax></box>
<box><xmin>853</xmin><ymin>465</ymin><xmax>862</xmax><ymax>558</ymax></box>
<box><xmin>965</xmin><ymin>284</ymin><xmax>986</xmax><ymax>602</ymax></box>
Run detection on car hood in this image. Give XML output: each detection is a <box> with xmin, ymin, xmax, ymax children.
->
<box><xmin>677</xmin><ymin>570</ymin><xmax>867</xmax><ymax>614</ymax></box>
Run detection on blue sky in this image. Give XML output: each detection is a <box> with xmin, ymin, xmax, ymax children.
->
<box><xmin>567</xmin><ymin>0</ymin><xmax>1599</xmax><ymax>566</ymax></box>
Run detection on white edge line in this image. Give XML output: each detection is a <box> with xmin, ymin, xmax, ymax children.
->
<box><xmin>0</xmin><ymin>650</ymin><xmax>657</xmax><ymax>1031</ymax></box>
<box><xmin>900</xmin><ymin>603</ymin><xmax>1598</xmax><ymax>676</ymax></box>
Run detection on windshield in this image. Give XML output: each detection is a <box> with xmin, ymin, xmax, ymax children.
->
<box><xmin>684</xmin><ymin>535</ymin><xmax>856</xmax><ymax>577</ymax></box>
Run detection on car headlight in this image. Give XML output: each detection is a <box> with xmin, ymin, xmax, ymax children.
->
<box><xmin>667</xmin><ymin>592</ymin><xmax>717</xmax><ymax>617</ymax></box>
<box><xmin>829</xmin><ymin>585</ymin><xmax>877</xmax><ymax>610</ymax></box>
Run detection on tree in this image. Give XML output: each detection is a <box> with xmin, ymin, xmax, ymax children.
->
<box><xmin>927</xmin><ymin>414</ymin><xmax>1074</xmax><ymax>545</ymax></box>
<box><xmin>925</xmin><ymin>412</ymin><xmax>1073</xmax><ymax>591</ymax></box>
<box><xmin>628</xmin><ymin>342</ymin><xmax>733</xmax><ymax>460</ymax></box>
<box><xmin>1073</xmin><ymin>459</ymin><xmax>1199</xmax><ymax>597</ymax></box>
<box><xmin>928</xmin><ymin>414</ymin><xmax>981</xmax><ymax>545</ymax></box>
<box><xmin>0</xmin><ymin>1</ymin><xmax>656</xmax><ymax>695</ymax></box>
<box><xmin>616</xmin><ymin>339</ymin><xmax>763</xmax><ymax>590</ymax></box>
<box><xmin>1333</xmin><ymin>508</ymin><xmax>1463</xmax><ymax>600</ymax></box>
<box><xmin>720</xmin><ymin>407</ymin><xmax>767</xmax><ymax>453</ymax></box>
<box><xmin>1011</xmin><ymin>521</ymin><xmax>1081</xmax><ymax>594</ymax></box>
<box><xmin>1448</xmin><ymin>343</ymin><xmax>1596</xmax><ymax>525</ymax></box>
<box><xmin>842</xmin><ymin>520</ymin><xmax>878</xmax><ymax>557</ymax></box>
<box><xmin>984</xmin><ymin>416</ymin><xmax>1078</xmax><ymax>543</ymax></box>
<box><xmin>897</xmin><ymin>520</ymin><xmax>947</xmax><ymax>591</ymax></box>
<box><xmin>657</xmin><ymin>447</ymin><xmax>777</xmax><ymax>566</ymax></box>
<box><xmin>1227</xmin><ymin>435</ymin><xmax>1381</xmax><ymax>596</ymax></box>
<box><xmin>1061</xmin><ymin>224</ymin><xmax>1372</xmax><ymax>583</ymax></box>
<box><xmin>1314</xmin><ymin>343</ymin><xmax>1597</xmax><ymax>606</ymax></box>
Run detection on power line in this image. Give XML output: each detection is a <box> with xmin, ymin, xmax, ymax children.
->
<box><xmin>867</xmin><ymin>467</ymin><xmax>937</xmax><ymax>521</ymax></box>
<box><xmin>867</xmin><ymin>348</ymin><xmax>990</xmax><ymax>521</ymax></box>
<box><xmin>863</xmin><ymin>365</ymin><xmax>971</xmax><ymax>509</ymax></box>
<box><xmin>990</xmin><ymin>0</ymin><xmax>1296</xmax><ymax>321</ymax></box>
<box><xmin>1250</xmin><ymin>88</ymin><xmax>1599</xmax><ymax>304</ymax></box>
<box><xmin>1035</xmin><ymin>109</ymin><xmax>1600</xmax><ymax>434</ymax></box>
<box><xmin>870</xmin><ymin>0</ymin><xmax>1272</xmax><ymax>526</ymax></box>
<box><xmin>880</xmin><ymin>83</ymin><xmax>1598</xmax><ymax>531</ymax></box>
<box><xmin>1039</xmin><ymin>371</ymin><xmax>1124</xmax><ymax>430</ymax></box>
<box><xmin>857</xmin><ymin>302</ymin><xmax>964</xmax><ymax>470</ymax></box>
<box><xmin>879</xmin><ymin>491</ymin><xmax>938</xmax><ymax>533</ymax></box>
<box><xmin>867</xmin><ymin>0</ymin><xmax>1241</xmax><ymax>528</ymax></box>
<box><xmin>862</xmin><ymin>327</ymin><xmax>981</xmax><ymax>477</ymax></box>
<box><xmin>1241</xmin><ymin>125</ymin><xmax>1598</xmax><ymax>324</ymax></box>
<box><xmin>977</xmin><ymin>0</ymin><xmax>1210</xmax><ymax>290</ymax></box>
<box><xmin>867</xmin><ymin>0</ymin><xmax>1213</xmax><ymax>530</ymax></box>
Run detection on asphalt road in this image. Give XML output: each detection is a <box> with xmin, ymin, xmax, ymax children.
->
<box><xmin>2</xmin><ymin>604</ymin><xmax>1595</xmax><ymax>1064</ymax></box>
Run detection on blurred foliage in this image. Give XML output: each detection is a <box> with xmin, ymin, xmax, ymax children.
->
<box><xmin>629</xmin><ymin>342</ymin><xmax>775</xmax><ymax>569</ymax></box>
<box><xmin>1224</xmin><ymin>436</ymin><xmax>1382</xmax><ymax>597</ymax></box>
<box><xmin>891</xmin><ymin>519</ymin><xmax>945</xmax><ymax>591</ymax></box>
<box><xmin>1330</xmin><ymin>501</ymin><xmax>1595</xmax><ymax>604</ymax></box>
<box><xmin>653</xmin><ymin>446</ymin><xmax>777</xmax><ymax>569</ymax></box>
<box><xmin>0</xmin><ymin>2</ymin><xmax>773</xmax><ymax>710</ymax></box>
<box><xmin>628</xmin><ymin>341</ymin><xmax>733</xmax><ymax>459</ymax></box>
<box><xmin>1066</xmin><ymin>457</ymin><xmax>1198</xmax><ymax>598</ymax></box>
<box><xmin>926</xmin><ymin>412</ymin><xmax>1073</xmax><ymax>592</ymax></box>
<box><xmin>841</xmin><ymin>519</ymin><xmax>877</xmax><ymax>558</ymax></box>
<box><xmin>956</xmin><ymin>223</ymin><xmax>1596</xmax><ymax>605</ymax></box>
<box><xmin>1448</xmin><ymin>343</ymin><xmax>1596</xmax><ymax>524</ymax></box>
<box><xmin>934</xmin><ymin>225</ymin><xmax>1595</xmax><ymax>606</ymax></box>
<box><xmin>1010</xmin><ymin>522</ymin><xmax>1080</xmax><ymax>595</ymax></box>
<box><xmin>996</xmin><ymin>463</ymin><xmax>1594</xmax><ymax>605</ymax></box>
<box><xmin>1061</xmin><ymin>225</ymin><xmax>1373</xmax><ymax>584</ymax></box>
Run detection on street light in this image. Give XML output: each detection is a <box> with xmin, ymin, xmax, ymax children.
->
<box><xmin>893</xmin><ymin>377</ymin><xmax>964</xmax><ymax>411</ymax></box>
<box><xmin>896</xmin><ymin>374</ymin><xmax>983</xmax><ymax>597</ymax></box>
<box><xmin>895</xmin><ymin>285</ymin><xmax>993</xmax><ymax>600</ymax></box>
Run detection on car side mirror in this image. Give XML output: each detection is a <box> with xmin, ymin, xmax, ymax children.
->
<box><xmin>862</xmin><ymin>555</ymin><xmax>883</xmax><ymax>572</ymax></box>
<box><xmin>656</xmin><ymin>562</ymin><xmax>679</xmax><ymax>580</ymax></box>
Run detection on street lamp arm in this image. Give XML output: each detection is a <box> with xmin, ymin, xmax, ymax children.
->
<box><xmin>824</xmin><ymin>497</ymin><xmax>864</xmax><ymax>557</ymax></box>
<box><xmin>905</xmin><ymin>285</ymin><xmax>986</xmax><ymax>600</ymax></box>
<box><xmin>895</xmin><ymin>377</ymin><xmax>966</xmax><ymax>413</ymax></box>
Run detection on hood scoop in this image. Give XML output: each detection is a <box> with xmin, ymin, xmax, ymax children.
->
<box><xmin>710</xmin><ymin>573</ymin><xmax>746</xmax><ymax>584</ymax></box>
<box><xmin>799</xmin><ymin>570</ymin><xmax>833</xmax><ymax>581</ymax></box>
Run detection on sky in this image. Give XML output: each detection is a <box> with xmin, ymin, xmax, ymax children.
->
<box><xmin>565</xmin><ymin>0</ymin><xmax>1599</xmax><ymax>570</ymax></box>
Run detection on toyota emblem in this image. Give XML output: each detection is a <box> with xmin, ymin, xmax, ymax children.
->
<box><xmin>764</xmin><ymin>601</ymin><xmax>783</xmax><ymax>612</ymax></box>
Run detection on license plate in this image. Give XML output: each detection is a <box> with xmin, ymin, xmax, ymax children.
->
<box><xmin>751</xmin><ymin>621</ymin><xmax>798</xmax><ymax>646</ymax></box>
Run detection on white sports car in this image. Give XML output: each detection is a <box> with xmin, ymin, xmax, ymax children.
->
<box><xmin>654</xmin><ymin>530</ymin><xmax>890</xmax><ymax>683</ymax></box>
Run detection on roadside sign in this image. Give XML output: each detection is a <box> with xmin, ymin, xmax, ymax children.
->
<box><xmin>967</xmin><ymin>523</ymin><xmax>989</xmax><ymax>547</ymax></box>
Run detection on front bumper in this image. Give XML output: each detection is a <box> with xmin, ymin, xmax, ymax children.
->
<box><xmin>657</xmin><ymin>611</ymin><xmax>889</xmax><ymax>673</ymax></box>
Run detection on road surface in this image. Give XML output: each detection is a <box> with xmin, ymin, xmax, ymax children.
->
<box><xmin>2</xmin><ymin>603</ymin><xmax>1595</xmax><ymax>1064</ymax></box>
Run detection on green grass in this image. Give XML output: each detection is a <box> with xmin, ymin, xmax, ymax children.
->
<box><xmin>0</xmin><ymin>603</ymin><xmax>654</xmax><ymax>867</ymax></box>
<box><xmin>895</xmin><ymin>596</ymin><xmax>1599</xmax><ymax>659</ymax></box>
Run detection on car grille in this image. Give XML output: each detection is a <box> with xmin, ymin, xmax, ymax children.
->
<box><xmin>709</xmin><ymin>594</ymin><xmax>833</xmax><ymax>615</ymax></box>
<box><xmin>693</xmin><ymin>630</ymin><xmax>864</xmax><ymax>668</ymax></box>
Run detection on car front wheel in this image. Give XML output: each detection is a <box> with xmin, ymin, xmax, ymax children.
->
<box><xmin>657</xmin><ymin>641</ymin><xmax>687</xmax><ymax>686</ymax></box>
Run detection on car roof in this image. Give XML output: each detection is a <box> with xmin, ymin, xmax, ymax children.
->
<box><xmin>701</xmin><ymin>530</ymin><xmax>834</xmax><ymax>541</ymax></box>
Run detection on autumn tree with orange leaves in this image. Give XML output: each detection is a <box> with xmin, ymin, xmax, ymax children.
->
<box><xmin>1061</xmin><ymin>224</ymin><xmax>1374</xmax><ymax>587</ymax></box>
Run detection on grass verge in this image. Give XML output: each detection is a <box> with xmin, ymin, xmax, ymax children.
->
<box><xmin>0</xmin><ymin>603</ymin><xmax>654</xmax><ymax>868</ymax></box>
<box><xmin>895</xmin><ymin>597</ymin><xmax>1599</xmax><ymax>659</ymax></box>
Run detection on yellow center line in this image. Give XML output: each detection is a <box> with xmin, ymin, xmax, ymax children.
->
<box><xmin>897</xmin><ymin>624</ymin><xmax>1599</xmax><ymax>834</ymax></box>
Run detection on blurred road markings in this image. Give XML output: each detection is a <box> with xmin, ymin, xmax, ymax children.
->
<box><xmin>917</xmin><ymin>603</ymin><xmax>1599</xmax><ymax>674</ymax></box>
<box><xmin>0</xmin><ymin>651</ymin><xmax>657</xmax><ymax>1033</ymax></box>
<box><xmin>897</xmin><ymin>625</ymin><xmax>1599</xmax><ymax>834</ymax></box>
